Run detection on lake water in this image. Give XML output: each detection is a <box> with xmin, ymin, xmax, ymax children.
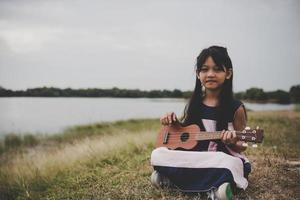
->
<box><xmin>0</xmin><ymin>97</ymin><xmax>295</xmax><ymax>136</ymax></box>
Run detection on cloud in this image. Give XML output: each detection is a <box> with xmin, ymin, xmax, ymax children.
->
<box><xmin>0</xmin><ymin>27</ymin><xmax>64</xmax><ymax>54</ymax></box>
<box><xmin>0</xmin><ymin>0</ymin><xmax>299</xmax><ymax>91</ymax></box>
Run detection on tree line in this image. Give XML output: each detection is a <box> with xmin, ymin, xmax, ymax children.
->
<box><xmin>0</xmin><ymin>86</ymin><xmax>192</xmax><ymax>98</ymax></box>
<box><xmin>0</xmin><ymin>85</ymin><xmax>299</xmax><ymax>103</ymax></box>
<box><xmin>235</xmin><ymin>85</ymin><xmax>300</xmax><ymax>104</ymax></box>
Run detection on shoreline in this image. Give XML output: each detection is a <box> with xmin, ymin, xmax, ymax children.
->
<box><xmin>0</xmin><ymin>96</ymin><xmax>297</xmax><ymax>104</ymax></box>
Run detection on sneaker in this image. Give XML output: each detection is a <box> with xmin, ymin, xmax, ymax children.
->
<box><xmin>150</xmin><ymin>170</ymin><xmax>172</xmax><ymax>188</ymax></box>
<box><xmin>207</xmin><ymin>182</ymin><xmax>233</xmax><ymax>200</ymax></box>
<box><xmin>216</xmin><ymin>182</ymin><xmax>233</xmax><ymax>200</ymax></box>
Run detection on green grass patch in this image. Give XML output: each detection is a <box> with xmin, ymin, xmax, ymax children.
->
<box><xmin>0</xmin><ymin>134</ymin><xmax>40</xmax><ymax>154</ymax></box>
<box><xmin>295</xmin><ymin>103</ymin><xmax>300</xmax><ymax>112</ymax></box>
<box><xmin>49</xmin><ymin>118</ymin><xmax>159</xmax><ymax>143</ymax></box>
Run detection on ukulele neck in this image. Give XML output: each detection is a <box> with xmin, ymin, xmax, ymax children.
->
<box><xmin>196</xmin><ymin>131</ymin><xmax>222</xmax><ymax>141</ymax></box>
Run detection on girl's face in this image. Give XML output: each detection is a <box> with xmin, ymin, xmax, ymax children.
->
<box><xmin>197</xmin><ymin>56</ymin><xmax>232</xmax><ymax>92</ymax></box>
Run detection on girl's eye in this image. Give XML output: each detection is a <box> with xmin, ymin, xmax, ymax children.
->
<box><xmin>200</xmin><ymin>68</ymin><xmax>208</xmax><ymax>72</ymax></box>
<box><xmin>214</xmin><ymin>66</ymin><xmax>224</xmax><ymax>72</ymax></box>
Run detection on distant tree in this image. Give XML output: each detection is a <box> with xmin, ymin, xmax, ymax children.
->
<box><xmin>182</xmin><ymin>91</ymin><xmax>192</xmax><ymax>99</ymax></box>
<box><xmin>244</xmin><ymin>87</ymin><xmax>267</xmax><ymax>101</ymax></box>
<box><xmin>161</xmin><ymin>90</ymin><xmax>172</xmax><ymax>97</ymax></box>
<box><xmin>147</xmin><ymin>90</ymin><xmax>163</xmax><ymax>98</ymax></box>
<box><xmin>0</xmin><ymin>86</ymin><xmax>13</xmax><ymax>97</ymax></box>
<box><xmin>0</xmin><ymin>86</ymin><xmax>6</xmax><ymax>96</ymax></box>
<box><xmin>266</xmin><ymin>90</ymin><xmax>290</xmax><ymax>104</ymax></box>
<box><xmin>234</xmin><ymin>91</ymin><xmax>246</xmax><ymax>100</ymax></box>
<box><xmin>290</xmin><ymin>85</ymin><xmax>300</xmax><ymax>103</ymax></box>
<box><xmin>171</xmin><ymin>89</ymin><xmax>183</xmax><ymax>97</ymax></box>
<box><xmin>26</xmin><ymin>87</ymin><xmax>62</xmax><ymax>97</ymax></box>
<box><xmin>62</xmin><ymin>88</ymin><xmax>74</xmax><ymax>96</ymax></box>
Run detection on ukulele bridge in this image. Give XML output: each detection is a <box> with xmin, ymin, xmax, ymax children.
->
<box><xmin>163</xmin><ymin>132</ymin><xmax>169</xmax><ymax>144</ymax></box>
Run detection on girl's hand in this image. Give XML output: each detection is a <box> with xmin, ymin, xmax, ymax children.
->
<box><xmin>160</xmin><ymin>112</ymin><xmax>178</xmax><ymax>125</ymax></box>
<box><xmin>221</xmin><ymin>130</ymin><xmax>238</xmax><ymax>145</ymax></box>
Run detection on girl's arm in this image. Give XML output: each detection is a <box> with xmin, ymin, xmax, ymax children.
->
<box><xmin>230</xmin><ymin>105</ymin><xmax>248</xmax><ymax>152</ymax></box>
<box><xmin>221</xmin><ymin>105</ymin><xmax>248</xmax><ymax>153</ymax></box>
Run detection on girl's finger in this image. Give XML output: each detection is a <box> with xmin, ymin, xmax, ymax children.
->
<box><xmin>170</xmin><ymin>112</ymin><xmax>174</xmax><ymax>122</ymax></box>
<box><xmin>224</xmin><ymin>131</ymin><xmax>228</xmax><ymax>143</ymax></box>
<box><xmin>232</xmin><ymin>131</ymin><xmax>237</xmax><ymax>140</ymax></box>
<box><xmin>226</xmin><ymin>131</ymin><xmax>232</xmax><ymax>144</ymax></box>
<box><xmin>167</xmin><ymin>113</ymin><xmax>172</xmax><ymax>124</ymax></box>
<box><xmin>232</xmin><ymin>131</ymin><xmax>236</xmax><ymax>138</ymax></box>
<box><xmin>172</xmin><ymin>113</ymin><xmax>177</xmax><ymax>122</ymax></box>
<box><xmin>226</xmin><ymin>131</ymin><xmax>237</xmax><ymax>144</ymax></box>
<box><xmin>162</xmin><ymin>114</ymin><xmax>169</xmax><ymax>125</ymax></box>
<box><xmin>160</xmin><ymin>115</ymin><xmax>165</xmax><ymax>123</ymax></box>
<box><xmin>226</xmin><ymin>131</ymin><xmax>231</xmax><ymax>141</ymax></box>
<box><xmin>164</xmin><ymin>115</ymin><xmax>169</xmax><ymax>124</ymax></box>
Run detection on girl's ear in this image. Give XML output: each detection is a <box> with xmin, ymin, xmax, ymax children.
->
<box><xmin>226</xmin><ymin>68</ymin><xmax>233</xmax><ymax>79</ymax></box>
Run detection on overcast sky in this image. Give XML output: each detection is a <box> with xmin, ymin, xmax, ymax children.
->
<box><xmin>0</xmin><ymin>0</ymin><xmax>299</xmax><ymax>92</ymax></box>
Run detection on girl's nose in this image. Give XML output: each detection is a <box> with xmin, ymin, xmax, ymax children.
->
<box><xmin>207</xmin><ymin>69</ymin><xmax>215</xmax><ymax>77</ymax></box>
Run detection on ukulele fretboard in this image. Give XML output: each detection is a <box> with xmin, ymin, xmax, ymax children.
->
<box><xmin>195</xmin><ymin>132</ymin><xmax>222</xmax><ymax>140</ymax></box>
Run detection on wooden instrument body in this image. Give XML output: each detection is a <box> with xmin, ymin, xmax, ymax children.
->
<box><xmin>155</xmin><ymin>124</ymin><xmax>200</xmax><ymax>150</ymax></box>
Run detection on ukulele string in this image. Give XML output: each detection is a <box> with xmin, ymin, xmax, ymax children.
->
<box><xmin>160</xmin><ymin>134</ymin><xmax>254</xmax><ymax>141</ymax></box>
<box><xmin>158</xmin><ymin>131</ymin><xmax>245</xmax><ymax>134</ymax></box>
<box><xmin>156</xmin><ymin>131</ymin><xmax>247</xmax><ymax>138</ymax></box>
<box><xmin>162</xmin><ymin>136</ymin><xmax>252</xmax><ymax>141</ymax></box>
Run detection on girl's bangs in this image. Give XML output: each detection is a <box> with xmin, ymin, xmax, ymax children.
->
<box><xmin>210</xmin><ymin>53</ymin><xmax>227</xmax><ymax>71</ymax></box>
<box><xmin>197</xmin><ymin>54</ymin><xmax>226</xmax><ymax>72</ymax></box>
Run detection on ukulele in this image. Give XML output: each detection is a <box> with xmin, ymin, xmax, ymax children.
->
<box><xmin>155</xmin><ymin>123</ymin><xmax>264</xmax><ymax>150</ymax></box>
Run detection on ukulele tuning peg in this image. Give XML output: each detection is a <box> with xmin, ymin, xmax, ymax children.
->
<box><xmin>242</xmin><ymin>143</ymin><xmax>248</xmax><ymax>147</ymax></box>
<box><xmin>252</xmin><ymin>144</ymin><xmax>258</xmax><ymax>148</ymax></box>
<box><xmin>245</xmin><ymin>126</ymin><xmax>251</xmax><ymax>130</ymax></box>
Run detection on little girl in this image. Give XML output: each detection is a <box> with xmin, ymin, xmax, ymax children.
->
<box><xmin>151</xmin><ymin>46</ymin><xmax>251</xmax><ymax>200</ymax></box>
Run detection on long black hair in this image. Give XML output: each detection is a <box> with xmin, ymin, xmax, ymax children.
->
<box><xmin>182</xmin><ymin>46</ymin><xmax>234</xmax><ymax>131</ymax></box>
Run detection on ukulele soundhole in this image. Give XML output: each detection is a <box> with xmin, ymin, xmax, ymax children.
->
<box><xmin>180</xmin><ymin>132</ymin><xmax>189</xmax><ymax>142</ymax></box>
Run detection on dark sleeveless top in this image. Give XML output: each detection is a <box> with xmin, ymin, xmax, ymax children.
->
<box><xmin>190</xmin><ymin>99</ymin><xmax>243</xmax><ymax>152</ymax></box>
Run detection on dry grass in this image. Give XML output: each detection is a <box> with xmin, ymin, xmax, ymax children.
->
<box><xmin>1</xmin><ymin>130</ymin><xmax>156</xmax><ymax>185</ymax></box>
<box><xmin>0</xmin><ymin>111</ymin><xmax>299</xmax><ymax>199</ymax></box>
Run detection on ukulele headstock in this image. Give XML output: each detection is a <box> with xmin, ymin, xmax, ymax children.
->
<box><xmin>237</xmin><ymin>126</ymin><xmax>264</xmax><ymax>143</ymax></box>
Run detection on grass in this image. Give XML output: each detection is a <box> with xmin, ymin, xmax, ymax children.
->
<box><xmin>0</xmin><ymin>119</ymin><xmax>159</xmax><ymax>154</ymax></box>
<box><xmin>0</xmin><ymin>111</ymin><xmax>299</xmax><ymax>199</ymax></box>
<box><xmin>295</xmin><ymin>103</ymin><xmax>300</xmax><ymax>112</ymax></box>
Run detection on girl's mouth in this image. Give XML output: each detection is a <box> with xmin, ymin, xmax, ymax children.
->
<box><xmin>206</xmin><ymin>80</ymin><xmax>217</xmax><ymax>83</ymax></box>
